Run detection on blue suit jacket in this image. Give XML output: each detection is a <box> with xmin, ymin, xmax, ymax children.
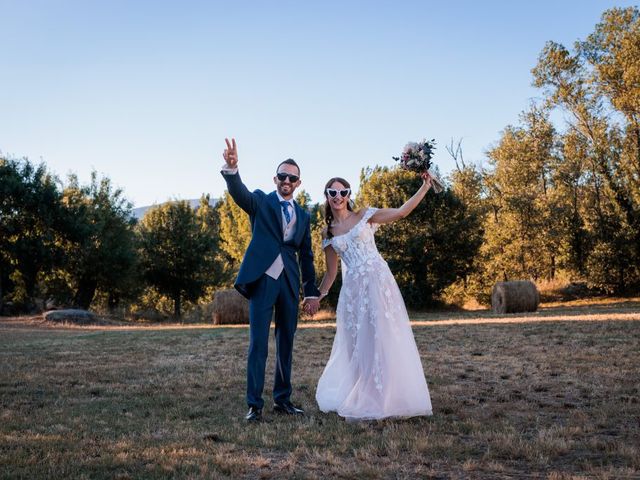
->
<box><xmin>221</xmin><ymin>171</ymin><xmax>320</xmax><ymax>300</ymax></box>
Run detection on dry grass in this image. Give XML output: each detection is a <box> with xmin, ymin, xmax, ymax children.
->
<box><xmin>1</xmin><ymin>299</ymin><xmax>639</xmax><ymax>479</ymax></box>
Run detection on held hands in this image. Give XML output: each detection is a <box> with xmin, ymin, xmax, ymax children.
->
<box><xmin>223</xmin><ymin>138</ymin><xmax>238</xmax><ymax>168</ymax></box>
<box><xmin>302</xmin><ymin>298</ymin><xmax>320</xmax><ymax>316</ymax></box>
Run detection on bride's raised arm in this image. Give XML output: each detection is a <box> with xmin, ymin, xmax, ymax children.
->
<box><xmin>369</xmin><ymin>173</ymin><xmax>433</xmax><ymax>225</ymax></box>
<box><xmin>317</xmin><ymin>228</ymin><xmax>340</xmax><ymax>300</ymax></box>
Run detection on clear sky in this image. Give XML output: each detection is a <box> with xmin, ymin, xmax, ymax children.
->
<box><xmin>1</xmin><ymin>1</ymin><xmax>636</xmax><ymax>207</ymax></box>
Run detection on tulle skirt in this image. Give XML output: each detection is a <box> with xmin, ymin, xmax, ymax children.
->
<box><xmin>316</xmin><ymin>261</ymin><xmax>432</xmax><ymax>421</ymax></box>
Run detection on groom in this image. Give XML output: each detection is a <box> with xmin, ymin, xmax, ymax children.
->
<box><xmin>220</xmin><ymin>138</ymin><xmax>320</xmax><ymax>422</ymax></box>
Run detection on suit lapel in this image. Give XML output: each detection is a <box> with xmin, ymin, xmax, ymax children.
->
<box><xmin>267</xmin><ymin>192</ymin><xmax>284</xmax><ymax>238</ymax></box>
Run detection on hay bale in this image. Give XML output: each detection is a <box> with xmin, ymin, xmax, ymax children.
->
<box><xmin>491</xmin><ymin>280</ymin><xmax>539</xmax><ymax>314</ymax></box>
<box><xmin>211</xmin><ymin>289</ymin><xmax>249</xmax><ymax>325</ymax></box>
<box><xmin>43</xmin><ymin>309</ymin><xmax>100</xmax><ymax>325</ymax></box>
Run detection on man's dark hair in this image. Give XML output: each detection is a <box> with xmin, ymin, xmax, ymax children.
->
<box><xmin>276</xmin><ymin>158</ymin><xmax>300</xmax><ymax>176</ymax></box>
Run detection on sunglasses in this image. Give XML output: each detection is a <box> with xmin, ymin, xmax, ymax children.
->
<box><xmin>276</xmin><ymin>172</ymin><xmax>300</xmax><ymax>183</ymax></box>
<box><xmin>326</xmin><ymin>188</ymin><xmax>351</xmax><ymax>198</ymax></box>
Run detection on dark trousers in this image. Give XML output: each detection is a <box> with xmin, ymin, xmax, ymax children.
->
<box><xmin>246</xmin><ymin>273</ymin><xmax>298</xmax><ymax>409</ymax></box>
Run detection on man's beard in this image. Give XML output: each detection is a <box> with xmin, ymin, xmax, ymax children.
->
<box><xmin>278</xmin><ymin>184</ymin><xmax>293</xmax><ymax>197</ymax></box>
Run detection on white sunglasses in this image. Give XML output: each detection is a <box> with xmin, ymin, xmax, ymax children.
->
<box><xmin>326</xmin><ymin>188</ymin><xmax>351</xmax><ymax>198</ymax></box>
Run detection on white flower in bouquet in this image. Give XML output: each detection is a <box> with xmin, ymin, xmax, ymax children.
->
<box><xmin>393</xmin><ymin>139</ymin><xmax>444</xmax><ymax>193</ymax></box>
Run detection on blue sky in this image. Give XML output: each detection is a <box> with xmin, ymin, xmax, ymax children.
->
<box><xmin>1</xmin><ymin>1</ymin><xmax>636</xmax><ymax>207</ymax></box>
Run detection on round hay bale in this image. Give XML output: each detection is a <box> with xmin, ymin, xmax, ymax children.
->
<box><xmin>491</xmin><ymin>280</ymin><xmax>539</xmax><ymax>314</ymax></box>
<box><xmin>211</xmin><ymin>289</ymin><xmax>249</xmax><ymax>325</ymax></box>
<box><xmin>43</xmin><ymin>309</ymin><xmax>100</xmax><ymax>325</ymax></box>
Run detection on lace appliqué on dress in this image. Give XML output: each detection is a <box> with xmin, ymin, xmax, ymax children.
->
<box><xmin>316</xmin><ymin>206</ymin><xmax>432</xmax><ymax>420</ymax></box>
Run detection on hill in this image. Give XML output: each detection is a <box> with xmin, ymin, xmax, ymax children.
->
<box><xmin>132</xmin><ymin>197</ymin><xmax>219</xmax><ymax>220</ymax></box>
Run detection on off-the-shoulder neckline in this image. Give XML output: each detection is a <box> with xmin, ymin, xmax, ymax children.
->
<box><xmin>329</xmin><ymin>207</ymin><xmax>375</xmax><ymax>240</ymax></box>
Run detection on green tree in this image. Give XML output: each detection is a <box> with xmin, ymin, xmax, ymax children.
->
<box><xmin>482</xmin><ymin>107</ymin><xmax>562</xmax><ymax>284</ymax></box>
<box><xmin>217</xmin><ymin>190</ymin><xmax>252</xmax><ymax>267</ymax></box>
<box><xmin>444</xmin><ymin>140</ymin><xmax>487</xmax><ymax>303</ymax></box>
<box><xmin>0</xmin><ymin>156</ymin><xmax>64</xmax><ymax>312</ymax></box>
<box><xmin>61</xmin><ymin>172</ymin><xmax>138</xmax><ymax>310</ymax></box>
<box><xmin>138</xmin><ymin>200</ymin><xmax>215</xmax><ymax>318</ymax></box>
<box><xmin>195</xmin><ymin>194</ymin><xmax>234</xmax><ymax>291</ymax></box>
<box><xmin>446</xmin><ymin>139</ymin><xmax>486</xmax><ymax>217</ymax></box>
<box><xmin>550</xmin><ymin>130</ymin><xmax>590</xmax><ymax>277</ymax></box>
<box><xmin>295</xmin><ymin>189</ymin><xmax>312</xmax><ymax>210</ymax></box>
<box><xmin>357</xmin><ymin>166</ymin><xmax>481</xmax><ymax>308</ymax></box>
<box><xmin>532</xmin><ymin>6</ymin><xmax>640</xmax><ymax>292</ymax></box>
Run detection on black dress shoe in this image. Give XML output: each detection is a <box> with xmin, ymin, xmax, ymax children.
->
<box><xmin>245</xmin><ymin>406</ymin><xmax>262</xmax><ymax>422</ymax></box>
<box><xmin>273</xmin><ymin>402</ymin><xmax>304</xmax><ymax>416</ymax></box>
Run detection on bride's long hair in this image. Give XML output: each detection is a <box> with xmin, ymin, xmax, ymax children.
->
<box><xmin>324</xmin><ymin>177</ymin><xmax>354</xmax><ymax>239</ymax></box>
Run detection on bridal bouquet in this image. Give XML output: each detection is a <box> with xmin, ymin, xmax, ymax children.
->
<box><xmin>393</xmin><ymin>139</ymin><xmax>436</xmax><ymax>173</ymax></box>
<box><xmin>393</xmin><ymin>139</ymin><xmax>444</xmax><ymax>193</ymax></box>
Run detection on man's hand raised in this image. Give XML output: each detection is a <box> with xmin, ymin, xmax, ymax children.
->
<box><xmin>223</xmin><ymin>138</ymin><xmax>238</xmax><ymax>168</ymax></box>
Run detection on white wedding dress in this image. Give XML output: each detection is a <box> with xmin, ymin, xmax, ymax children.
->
<box><xmin>316</xmin><ymin>207</ymin><xmax>432</xmax><ymax>420</ymax></box>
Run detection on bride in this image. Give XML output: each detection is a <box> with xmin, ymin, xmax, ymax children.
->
<box><xmin>314</xmin><ymin>174</ymin><xmax>433</xmax><ymax>421</ymax></box>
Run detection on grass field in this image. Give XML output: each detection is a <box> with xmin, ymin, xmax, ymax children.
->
<box><xmin>1</xmin><ymin>300</ymin><xmax>639</xmax><ymax>479</ymax></box>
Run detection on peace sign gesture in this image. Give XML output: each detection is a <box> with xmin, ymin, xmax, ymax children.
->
<box><xmin>223</xmin><ymin>138</ymin><xmax>238</xmax><ymax>168</ymax></box>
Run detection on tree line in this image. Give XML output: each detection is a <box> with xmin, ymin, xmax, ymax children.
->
<box><xmin>0</xmin><ymin>160</ymin><xmax>230</xmax><ymax>317</ymax></box>
<box><xmin>1</xmin><ymin>7</ymin><xmax>638</xmax><ymax>317</ymax></box>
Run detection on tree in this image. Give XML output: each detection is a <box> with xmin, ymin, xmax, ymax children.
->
<box><xmin>532</xmin><ymin>6</ymin><xmax>640</xmax><ymax>292</ymax></box>
<box><xmin>444</xmin><ymin>139</ymin><xmax>487</xmax><ymax>303</ymax></box>
<box><xmin>217</xmin><ymin>190</ymin><xmax>252</xmax><ymax>267</ymax></box>
<box><xmin>0</xmin><ymin>156</ymin><xmax>64</xmax><ymax>312</ymax></box>
<box><xmin>60</xmin><ymin>172</ymin><xmax>139</xmax><ymax>310</ymax></box>
<box><xmin>482</xmin><ymin>107</ymin><xmax>562</xmax><ymax>283</ymax></box>
<box><xmin>295</xmin><ymin>189</ymin><xmax>312</xmax><ymax>210</ymax></box>
<box><xmin>195</xmin><ymin>194</ymin><xmax>234</xmax><ymax>291</ymax></box>
<box><xmin>357</xmin><ymin>166</ymin><xmax>481</xmax><ymax>308</ymax></box>
<box><xmin>551</xmin><ymin>130</ymin><xmax>590</xmax><ymax>277</ymax></box>
<box><xmin>138</xmin><ymin>200</ymin><xmax>215</xmax><ymax>318</ymax></box>
<box><xmin>446</xmin><ymin>139</ymin><xmax>486</xmax><ymax>216</ymax></box>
